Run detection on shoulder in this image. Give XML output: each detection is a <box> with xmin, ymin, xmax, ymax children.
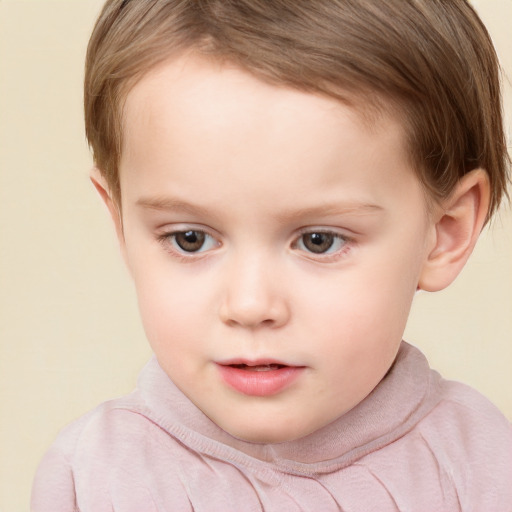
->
<box><xmin>31</xmin><ymin>393</ymin><xmax>188</xmax><ymax>511</ymax></box>
<box><xmin>419</xmin><ymin>378</ymin><xmax>512</xmax><ymax>460</ymax></box>
<box><xmin>31</xmin><ymin>406</ymin><xmax>98</xmax><ymax>512</ymax></box>
<box><xmin>33</xmin><ymin>393</ymin><xmax>149</xmax><ymax>469</ymax></box>
<box><xmin>416</xmin><ymin>378</ymin><xmax>512</xmax><ymax>510</ymax></box>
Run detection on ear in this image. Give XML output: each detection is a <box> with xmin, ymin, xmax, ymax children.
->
<box><xmin>89</xmin><ymin>168</ymin><xmax>125</xmax><ymax>249</ymax></box>
<box><xmin>418</xmin><ymin>168</ymin><xmax>490</xmax><ymax>292</ymax></box>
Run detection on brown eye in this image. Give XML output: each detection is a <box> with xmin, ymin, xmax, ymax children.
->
<box><xmin>174</xmin><ymin>230</ymin><xmax>206</xmax><ymax>252</ymax></box>
<box><xmin>301</xmin><ymin>232</ymin><xmax>335</xmax><ymax>254</ymax></box>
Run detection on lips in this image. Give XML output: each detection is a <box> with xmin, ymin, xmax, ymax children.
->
<box><xmin>216</xmin><ymin>360</ymin><xmax>304</xmax><ymax>396</ymax></box>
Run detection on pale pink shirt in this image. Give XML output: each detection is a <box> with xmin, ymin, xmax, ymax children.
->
<box><xmin>32</xmin><ymin>342</ymin><xmax>512</xmax><ymax>511</ymax></box>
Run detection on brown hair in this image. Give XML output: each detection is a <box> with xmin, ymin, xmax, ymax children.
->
<box><xmin>85</xmin><ymin>0</ymin><xmax>509</xmax><ymax>217</ymax></box>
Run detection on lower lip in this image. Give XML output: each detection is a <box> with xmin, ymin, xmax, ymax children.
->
<box><xmin>216</xmin><ymin>364</ymin><xmax>304</xmax><ymax>397</ymax></box>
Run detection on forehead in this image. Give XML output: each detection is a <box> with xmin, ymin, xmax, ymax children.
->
<box><xmin>123</xmin><ymin>54</ymin><xmax>401</xmax><ymax>143</ymax></box>
<box><xmin>119</xmin><ymin>54</ymin><xmax>423</xmax><ymax>217</ymax></box>
<box><xmin>123</xmin><ymin>56</ymin><xmax>367</xmax><ymax>144</ymax></box>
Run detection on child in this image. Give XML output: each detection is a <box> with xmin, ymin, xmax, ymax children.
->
<box><xmin>32</xmin><ymin>0</ymin><xmax>512</xmax><ymax>510</ymax></box>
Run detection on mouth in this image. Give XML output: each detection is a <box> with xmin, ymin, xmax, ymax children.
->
<box><xmin>228</xmin><ymin>363</ymin><xmax>287</xmax><ymax>372</ymax></box>
<box><xmin>216</xmin><ymin>360</ymin><xmax>305</xmax><ymax>396</ymax></box>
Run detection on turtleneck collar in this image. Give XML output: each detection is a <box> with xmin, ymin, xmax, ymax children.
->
<box><xmin>130</xmin><ymin>341</ymin><xmax>442</xmax><ymax>475</ymax></box>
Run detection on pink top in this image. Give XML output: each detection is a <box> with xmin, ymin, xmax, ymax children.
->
<box><xmin>31</xmin><ymin>342</ymin><xmax>512</xmax><ymax>511</ymax></box>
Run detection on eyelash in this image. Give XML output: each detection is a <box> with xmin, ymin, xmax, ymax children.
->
<box><xmin>157</xmin><ymin>228</ymin><xmax>353</xmax><ymax>262</ymax></box>
<box><xmin>292</xmin><ymin>229</ymin><xmax>352</xmax><ymax>261</ymax></box>
<box><xmin>157</xmin><ymin>228</ymin><xmax>220</xmax><ymax>262</ymax></box>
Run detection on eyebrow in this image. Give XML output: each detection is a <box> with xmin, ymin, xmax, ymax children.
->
<box><xmin>136</xmin><ymin>197</ymin><xmax>212</xmax><ymax>217</ymax></box>
<box><xmin>274</xmin><ymin>203</ymin><xmax>384</xmax><ymax>224</ymax></box>
<box><xmin>136</xmin><ymin>196</ymin><xmax>383</xmax><ymax>221</ymax></box>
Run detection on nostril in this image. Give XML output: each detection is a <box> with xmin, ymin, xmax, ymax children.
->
<box><xmin>219</xmin><ymin>298</ymin><xmax>290</xmax><ymax>329</ymax></box>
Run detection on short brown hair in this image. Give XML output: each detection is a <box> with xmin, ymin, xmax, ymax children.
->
<box><xmin>85</xmin><ymin>0</ymin><xmax>510</xmax><ymax>217</ymax></box>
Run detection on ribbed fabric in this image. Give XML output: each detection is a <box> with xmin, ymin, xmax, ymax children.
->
<box><xmin>31</xmin><ymin>342</ymin><xmax>512</xmax><ymax>511</ymax></box>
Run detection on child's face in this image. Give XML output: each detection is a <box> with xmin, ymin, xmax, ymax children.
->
<box><xmin>115</xmin><ymin>55</ymin><xmax>436</xmax><ymax>443</ymax></box>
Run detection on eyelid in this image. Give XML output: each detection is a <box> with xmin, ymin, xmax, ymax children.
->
<box><xmin>156</xmin><ymin>223</ymin><xmax>221</xmax><ymax>239</ymax></box>
<box><xmin>294</xmin><ymin>226</ymin><xmax>352</xmax><ymax>241</ymax></box>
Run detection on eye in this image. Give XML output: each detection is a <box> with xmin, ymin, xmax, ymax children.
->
<box><xmin>295</xmin><ymin>231</ymin><xmax>348</xmax><ymax>255</ymax></box>
<box><xmin>167</xmin><ymin>230</ymin><xmax>218</xmax><ymax>253</ymax></box>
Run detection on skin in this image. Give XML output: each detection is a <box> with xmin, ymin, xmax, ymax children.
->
<box><xmin>93</xmin><ymin>54</ymin><xmax>489</xmax><ymax>443</ymax></box>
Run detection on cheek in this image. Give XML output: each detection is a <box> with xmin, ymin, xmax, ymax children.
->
<box><xmin>130</xmin><ymin>263</ymin><xmax>210</xmax><ymax>349</ymax></box>
<box><xmin>298</xmin><ymin>249</ymin><xmax>420</xmax><ymax>361</ymax></box>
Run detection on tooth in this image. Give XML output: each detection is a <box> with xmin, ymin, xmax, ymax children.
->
<box><xmin>254</xmin><ymin>364</ymin><xmax>281</xmax><ymax>371</ymax></box>
<box><xmin>230</xmin><ymin>363</ymin><xmax>284</xmax><ymax>371</ymax></box>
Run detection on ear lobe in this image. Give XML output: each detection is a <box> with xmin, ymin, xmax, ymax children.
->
<box><xmin>89</xmin><ymin>168</ymin><xmax>125</xmax><ymax>246</ymax></box>
<box><xmin>418</xmin><ymin>168</ymin><xmax>490</xmax><ymax>292</ymax></box>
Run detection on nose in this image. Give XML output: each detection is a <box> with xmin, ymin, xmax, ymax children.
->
<box><xmin>218</xmin><ymin>253</ymin><xmax>290</xmax><ymax>329</ymax></box>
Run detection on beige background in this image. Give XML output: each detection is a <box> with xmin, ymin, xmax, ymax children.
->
<box><xmin>0</xmin><ymin>0</ymin><xmax>511</xmax><ymax>510</ymax></box>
